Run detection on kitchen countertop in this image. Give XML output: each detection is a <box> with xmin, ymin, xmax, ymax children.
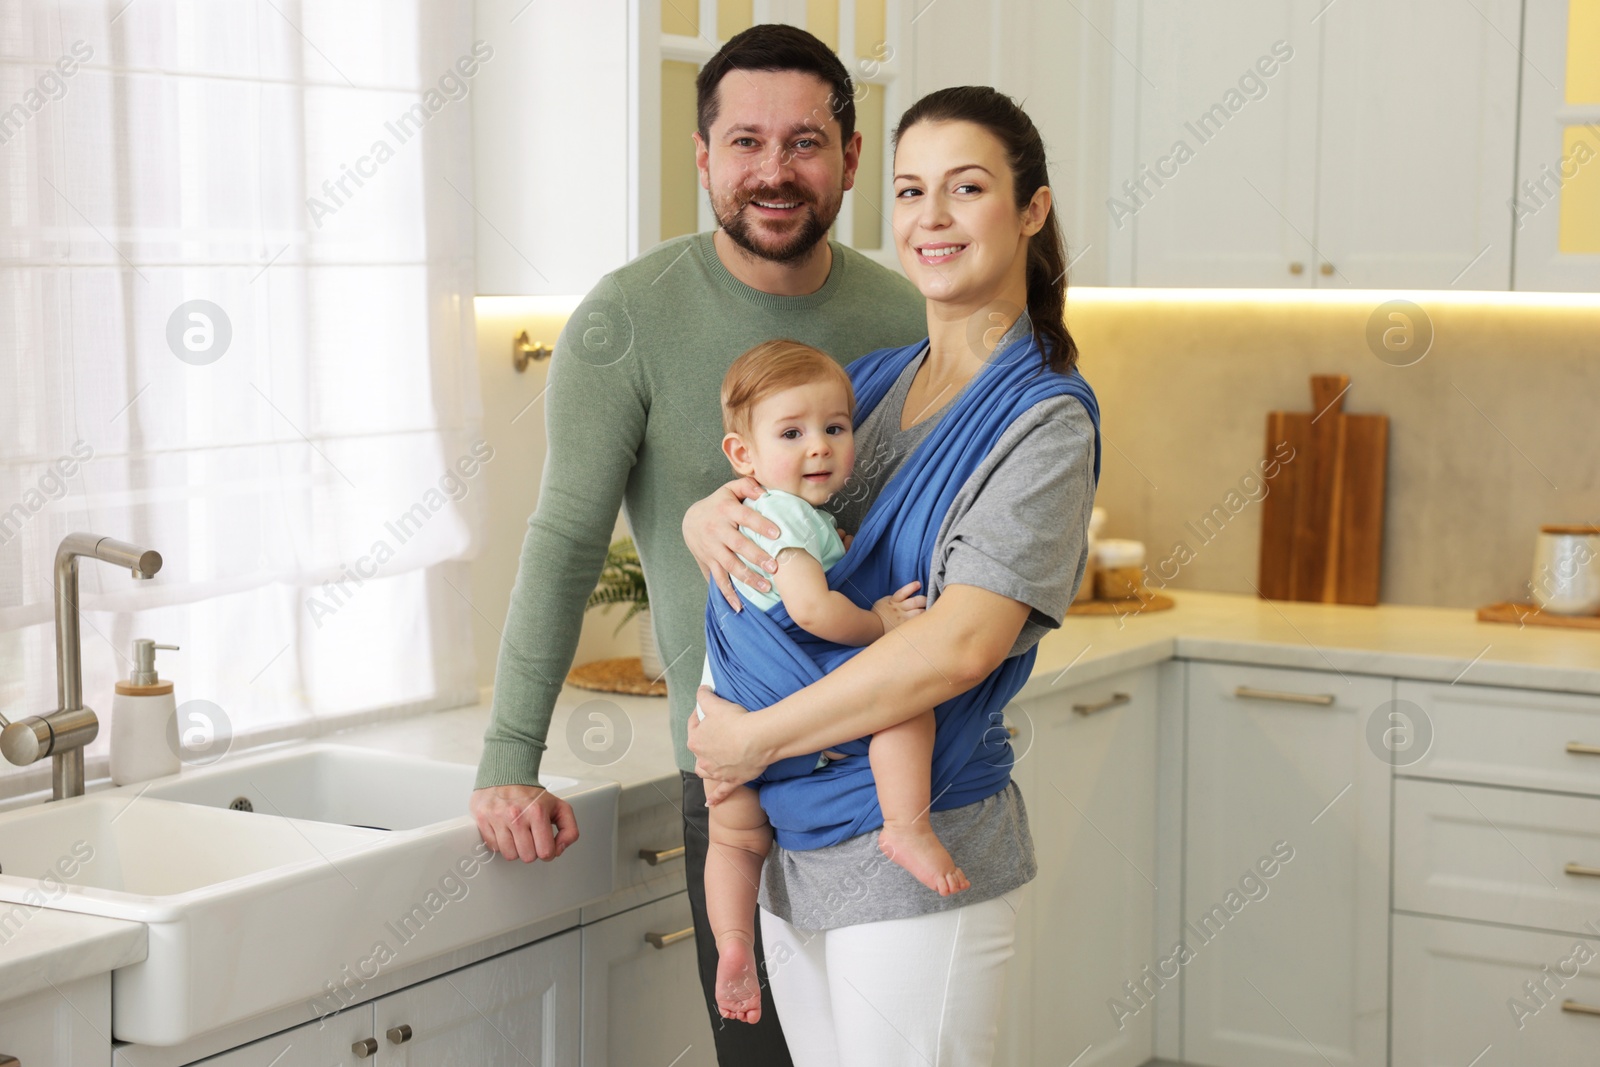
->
<box><xmin>0</xmin><ymin>908</ymin><xmax>146</xmax><ymax>1003</ymax></box>
<box><xmin>314</xmin><ymin>590</ymin><xmax>1600</xmax><ymax>805</ymax></box>
<box><xmin>5</xmin><ymin>589</ymin><xmax>1598</xmax><ymax>1002</ymax></box>
<box><xmin>1013</xmin><ymin>588</ymin><xmax>1600</xmax><ymax>702</ymax></box>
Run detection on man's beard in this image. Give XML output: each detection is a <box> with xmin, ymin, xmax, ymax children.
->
<box><xmin>713</xmin><ymin>184</ymin><xmax>841</xmax><ymax>264</ymax></box>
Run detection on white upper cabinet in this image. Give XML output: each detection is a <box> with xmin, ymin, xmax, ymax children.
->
<box><xmin>1512</xmin><ymin>0</ymin><xmax>1600</xmax><ymax>290</ymax></box>
<box><xmin>1126</xmin><ymin>0</ymin><xmax>1323</xmax><ymax>288</ymax></box>
<box><xmin>909</xmin><ymin>0</ymin><xmax>1122</xmax><ymax>285</ymax></box>
<box><xmin>1127</xmin><ymin>0</ymin><xmax>1523</xmax><ymax>288</ymax></box>
<box><xmin>1315</xmin><ymin>0</ymin><xmax>1521</xmax><ymax>289</ymax></box>
<box><xmin>473</xmin><ymin>0</ymin><xmax>632</xmax><ymax>296</ymax></box>
<box><xmin>474</xmin><ymin>0</ymin><xmax>1581</xmax><ymax>293</ymax></box>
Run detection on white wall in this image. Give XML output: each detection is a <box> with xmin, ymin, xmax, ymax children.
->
<box><xmin>466</xmin><ymin>299</ymin><xmax>639</xmax><ymax>697</ymax></box>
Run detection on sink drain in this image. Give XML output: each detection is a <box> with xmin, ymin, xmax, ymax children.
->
<box><xmin>228</xmin><ymin>796</ymin><xmax>254</xmax><ymax>813</ymax></box>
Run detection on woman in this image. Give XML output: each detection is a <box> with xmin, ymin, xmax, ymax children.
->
<box><xmin>684</xmin><ymin>86</ymin><xmax>1100</xmax><ymax>1065</ymax></box>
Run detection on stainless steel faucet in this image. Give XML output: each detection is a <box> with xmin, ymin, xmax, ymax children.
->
<box><xmin>0</xmin><ymin>533</ymin><xmax>163</xmax><ymax>800</ymax></box>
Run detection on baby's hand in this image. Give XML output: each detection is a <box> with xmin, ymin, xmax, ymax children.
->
<box><xmin>872</xmin><ymin>581</ymin><xmax>926</xmax><ymax>635</ymax></box>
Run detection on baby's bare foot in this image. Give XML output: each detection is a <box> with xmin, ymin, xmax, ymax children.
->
<box><xmin>878</xmin><ymin>820</ymin><xmax>971</xmax><ymax>896</ymax></box>
<box><xmin>715</xmin><ymin>934</ymin><xmax>763</xmax><ymax>1024</ymax></box>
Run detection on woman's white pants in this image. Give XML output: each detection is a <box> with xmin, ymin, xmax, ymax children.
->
<box><xmin>758</xmin><ymin>889</ymin><xmax>1022</xmax><ymax>1066</ymax></box>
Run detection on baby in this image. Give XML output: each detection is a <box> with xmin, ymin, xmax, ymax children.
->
<box><xmin>697</xmin><ymin>339</ymin><xmax>970</xmax><ymax>1025</ymax></box>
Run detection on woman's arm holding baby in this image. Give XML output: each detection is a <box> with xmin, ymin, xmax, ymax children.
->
<box><xmin>689</xmin><ymin>583</ymin><xmax>1031</xmax><ymax>800</ymax></box>
<box><xmin>771</xmin><ymin>547</ymin><xmax>925</xmax><ymax>647</ymax></box>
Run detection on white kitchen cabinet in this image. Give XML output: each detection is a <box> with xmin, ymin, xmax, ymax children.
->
<box><xmin>1129</xmin><ymin>0</ymin><xmax>1521</xmax><ymax>289</ymax></box>
<box><xmin>582</xmin><ymin>789</ymin><xmax>688</xmax><ymax>924</ymax></box>
<box><xmin>909</xmin><ymin>0</ymin><xmax>1122</xmax><ymax>285</ymax></box>
<box><xmin>1513</xmin><ymin>0</ymin><xmax>1600</xmax><ymax>290</ymax></box>
<box><xmin>1390</xmin><ymin>677</ymin><xmax>1600</xmax><ymax>1061</ymax></box>
<box><xmin>1394</xmin><ymin>776</ymin><xmax>1600</xmax><ymax>935</ymax></box>
<box><xmin>371</xmin><ymin>931</ymin><xmax>581</xmax><ymax>1065</ymax></box>
<box><xmin>1182</xmin><ymin>663</ymin><xmax>1391</xmax><ymax>1067</ymax></box>
<box><xmin>1128</xmin><ymin>0</ymin><xmax>1321</xmax><ymax>288</ymax></box>
<box><xmin>180</xmin><ymin>1011</ymin><xmax>372</xmax><ymax>1066</ymax></box>
<box><xmin>1315</xmin><ymin>0</ymin><xmax>1521</xmax><ymax>289</ymax></box>
<box><xmin>181</xmin><ymin>934</ymin><xmax>582</xmax><ymax>1066</ymax></box>
<box><xmin>997</xmin><ymin>666</ymin><xmax>1160</xmax><ymax>1067</ymax></box>
<box><xmin>994</xmin><ymin>697</ymin><xmax>1037</xmax><ymax>1067</ymax></box>
<box><xmin>471</xmin><ymin>0</ymin><xmax>631</xmax><ymax>296</ymax></box>
<box><xmin>0</xmin><ymin>975</ymin><xmax>111</xmax><ymax>1067</ymax></box>
<box><xmin>1396</xmin><ymin>679</ymin><xmax>1600</xmax><ymax>797</ymax></box>
<box><xmin>1393</xmin><ymin>912</ymin><xmax>1600</xmax><ymax>1064</ymax></box>
<box><xmin>580</xmin><ymin>891</ymin><xmax>716</xmax><ymax>1067</ymax></box>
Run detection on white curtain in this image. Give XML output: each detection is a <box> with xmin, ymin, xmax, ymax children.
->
<box><xmin>0</xmin><ymin>1</ymin><xmax>484</xmax><ymax>795</ymax></box>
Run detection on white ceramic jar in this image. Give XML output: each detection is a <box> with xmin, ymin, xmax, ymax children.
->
<box><xmin>1530</xmin><ymin>525</ymin><xmax>1600</xmax><ymax>615</ymax></box>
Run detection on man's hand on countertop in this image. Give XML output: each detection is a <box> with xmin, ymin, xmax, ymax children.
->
<box><xmin>470</xmin><ymin>784</ymin><xmax>579</xmax><ymax>862</ymax></box>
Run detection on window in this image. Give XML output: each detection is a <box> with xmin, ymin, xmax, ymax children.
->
<box><xmin>0</xmin><ymin>1</ymin><xmax>482</xmax><ymax>795</ymax></box>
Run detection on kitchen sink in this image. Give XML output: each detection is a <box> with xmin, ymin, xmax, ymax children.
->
<box><xmin>0</xmin><ymin>792</ymin><xmax>381</xmax><ymax>900</ymax></box>
<box><xmin>140</xmin><ymin>743</ymin><xmax>582</xmax><ymax>831</ymax></box>
<box><xmin>0</xmin><ymin>744</ymin><xmax>618</xmax><ymax>1046</ymax></box>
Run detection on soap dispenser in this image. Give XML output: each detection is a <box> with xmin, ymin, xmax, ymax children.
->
<box><xmin>111</xmin><ymin>639</ymin><xmax>181</xmax><ymax>786</ymax></box>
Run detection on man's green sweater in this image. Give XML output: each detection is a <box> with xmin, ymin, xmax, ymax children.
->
<box><xmin>475</xmin><ymin>232</ymin><xmax>927</xmax><ymax>788</ymax></box>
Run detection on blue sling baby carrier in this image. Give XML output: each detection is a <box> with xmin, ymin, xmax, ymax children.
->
<box><xmin>703</xmin><ymin>331</ymin><xmax>1101</xmax><ymax>850</ymax></box>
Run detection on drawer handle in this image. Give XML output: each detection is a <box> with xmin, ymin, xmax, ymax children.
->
<box><xmin>639</xmin><ymin>845</ymin><xmax>686</xmax><ymax>866</ymax></box>
<box><xmin>1562</xmin><ymin>999</ymin><xmax>1600</xmax><ymax>1017</ymax></box>
<box><xmin>1565</xmin><ymin>863</ymin><xmax>1600</xmax><ymax>878</ymax></box>
<box><xmin>645</xmin><ymin>925</ymin><xmax>695</xmax><ymax>949</ymax></box>
<box><xmin>1234</xmin><ymin>685</ymin><xmax>1336</xmax><ymax>706</ymax></box>
<box><xmin>1567</xmin><ymin>742</ymin><xmax>1600</xmax><ymax>757</ymax></box>
<box><xmin>387</xmin><ymin>1023</ymin><xmax>414</xmax><ymax>1044</ymax></box>
<box><xmin>352</xmin><ymin>1037</ymin><xmax>378</xmax><ymax>1057</ymax></box>
<box><xmin>1073</xmin><ymin>692</ymin><xmax>1130</xmax><ymax>716</ymax></box>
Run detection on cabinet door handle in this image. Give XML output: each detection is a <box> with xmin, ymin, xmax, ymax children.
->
<box><xmin>1562</xmin><ymin>999</ymin><xmax>1600</xmax><ymax>1017</ymax></box>
<box><xmin>645</xmin><ymin>926</ymin><xmax>696</xmax><ymax>949</ymax></box>
<box><xmin>1567</xmin><ymin>742</ymin><xmax>1600</xmax><ymax>757</ymax></box>
<box><xmin>1073</xmin><ymin>693</ymin><xmax>1131</xmax><ymax>716</ymax></box>
<box><xmin>1005</xmin><ymin>724</ymin><xmax>1019</xmax><ymax>737</ymax></box>
<box><xmin>1289</xmin><ymin>261</ymin><xmax>1305</xmax><ymax>275</ymax></box>
<box><xmin>1234</xmin><ymin>685</ymin><xmax>1336</xmax><ymax>706</ymax></box>
<box><xmin>1319</xmin><ymin>262</ymin><xmax>1334</xmax><ymax>276</ymax></box>
<box><xmin>352</xmin><ymin>1037</ymin><xmax>378</xmax><ymax>1057</ymax></box>
<box><xmin>1565</xmin><ymin>863</ymin><xmax>1600</xmax><ymax>878</ymax></box>
<box><xmin>638</xmin><ymin>845</ymin><xmax>686</xmax><ymax>866</ymax></box>
<box><xmin>387</xmin><ymin>1023</ymin><xmax>414</xmax><ymax>1044</ymax></box>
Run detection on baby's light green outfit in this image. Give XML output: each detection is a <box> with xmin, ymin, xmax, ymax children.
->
<box><xmin>696</xmin><ymin>488</ymin><xmax>848</xmax><ymax>770</ymax></box>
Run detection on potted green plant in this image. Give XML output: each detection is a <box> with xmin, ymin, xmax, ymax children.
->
<box><xmin>586</xmin><ymin>536</ymin><xmax>663</xmax><ymax>679</ymax></box>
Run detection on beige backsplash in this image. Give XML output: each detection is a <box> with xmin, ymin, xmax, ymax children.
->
<box><xmin>470</xmin><ymin>298</ymin><xmax>643</xmax><ymax>693</ymax></box>
<box><xmin>1068</xmin><ymin>294</ymin><xmax>1600</xmax><ymax>610</ymax></box>
<box><xmin>469</xmin><ymin>293</ymin><xmax>1600</xmax><ymax>692</ymax></box>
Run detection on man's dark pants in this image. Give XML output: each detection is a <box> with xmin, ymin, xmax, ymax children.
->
<box><xmin>680</xmin><ymin>770</ymin><xmax>795</xmax><ymax>1065</ymax></box>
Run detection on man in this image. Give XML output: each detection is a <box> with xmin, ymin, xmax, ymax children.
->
<box><xmin>469</xmin><ymin>23</ymin><xmax>926</xmax><ymax>1064</ymax></box>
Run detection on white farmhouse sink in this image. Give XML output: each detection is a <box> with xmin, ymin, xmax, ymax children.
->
<box><xmin>0</xmin><ymin>745</ymin><xmax>618</xmax><ymax>1046</ymax></box>
<box><xmin>0</xmin><ymin>793</ymin><xmax>381</xmax><ymax>901</ymax></box>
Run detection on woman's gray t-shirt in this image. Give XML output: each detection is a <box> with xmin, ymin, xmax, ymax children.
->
<box><xmin>756</xmin><ymin>316</ymin><xmax>1099</xmax><ymax>931</ymax></box>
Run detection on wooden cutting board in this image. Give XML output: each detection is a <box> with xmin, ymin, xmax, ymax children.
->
<box><xmin>1257</xmin><ymin>374</ymin><xmax>1389</xmax><ymax>606</ymax></box>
